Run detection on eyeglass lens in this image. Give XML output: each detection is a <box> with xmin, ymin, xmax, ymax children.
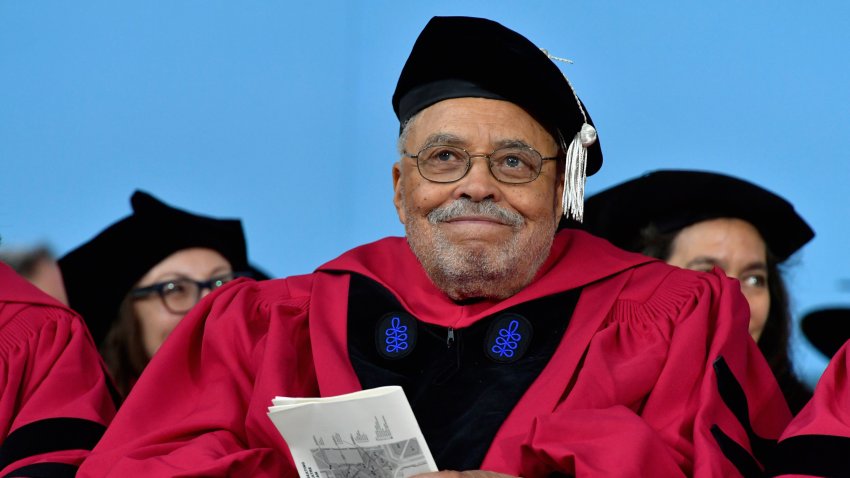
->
<box><xmin>416</xmin><ymin>145</ymin><xmax>543</xmax><ymax>183</ymax></box>
<box><xmin>160</xmin><ymin>273</ymin><xmax>235</xmax><ymax>314</ymax></box>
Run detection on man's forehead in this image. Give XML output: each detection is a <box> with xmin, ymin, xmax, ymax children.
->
<box><xmin>406</xmin><ymin>98</ymin><xmax>557</xmax><ymax>149</ymax></box>
<box><xmin>416</xmin><ymin>132</ymin><xmax>540</xmax><ymax>151</ymax></box>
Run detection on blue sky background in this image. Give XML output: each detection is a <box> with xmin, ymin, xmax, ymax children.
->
<box><xmin>2</xmin><ymin>1</ymin><xmax>848</xmax><ymax>387</ymax></box>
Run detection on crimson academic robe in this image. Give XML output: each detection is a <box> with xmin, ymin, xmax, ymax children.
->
<box><xmin>0</xmin><ymin>262</ymin><xmax>116</xmax><ymax>477</ymax></box>
<box><xmin>767</xmin><ymin>340</ymin><xmax>850</xmax><ymax>477</ymax></box>
<box><xmin>78</xmin><ymin>230</ymin><xmax>790</xmax><ymax>477</ymax></box>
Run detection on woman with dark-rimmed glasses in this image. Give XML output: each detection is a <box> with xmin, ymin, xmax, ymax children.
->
<box><xmin>60</xmin><ymin>191</ymin><xmax>261</xmax><ymax>401</ymax></box>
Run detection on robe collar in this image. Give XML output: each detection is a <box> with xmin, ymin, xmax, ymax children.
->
<box><xmin>316</xmin><ymin>229</ymin><xmax>655</xmax><ymax>328</ymax></box>
<box><xmin>0</xmin><ymin>261</ymin><xmax>68</xmax><ymax>308</ymax></box>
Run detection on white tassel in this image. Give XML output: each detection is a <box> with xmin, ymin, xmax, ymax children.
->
<box><xmin>561</xmin><ymin>123</ymin><xmax>596</xmax><ymax>222</ymax></box>
<box><xmin>542</xmin><ymin>48</ymin><xmax>597</xmax><ymax>222</ymax></box>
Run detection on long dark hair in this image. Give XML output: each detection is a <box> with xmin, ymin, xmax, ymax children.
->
<box><xmin>100</xmin><ymin>296</ymin><xmax>150</xmax><ymax>402</ymax></box>
<box><xmin>639</xmin><ymin>223</ymin><xmax>811</xmax><ymax>413</ymax></box>
<box><xmin>757</xmin><ymin>257</ymin><xmax>811</xmax><ymax>413</ymax></box>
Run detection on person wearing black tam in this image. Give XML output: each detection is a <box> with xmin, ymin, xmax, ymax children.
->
<box><xmin>80</xmin><ymin>17</ymin><xmax>789</xmax><ymax>478</ymax></box>
<box><xmin>767</xmin><ymin>309</ymin><xmax>850</xmax><ymax>477</ymax></box>
<box><xmin>581</xmin><ymin>169</ymin><xmax>815</xmax><ymax>414</ymax></box>
<box><xmin>801</xmin><ymin>306</ymin><xmax>850</xmax><ymax>359</ymax></box>
<box><xmin>60</xmin><ymin>190</ymin><xmax>254</xmax><ymax>399</ymax></box>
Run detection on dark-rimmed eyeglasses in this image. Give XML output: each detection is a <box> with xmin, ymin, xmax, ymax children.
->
<box><xmin>130</xmin><ymin>271</ymin><xmax>250</xmax><ymax>314</ymax></box>
<box><xmin>404</xmin><ymin>144</ymin><xmax>561</xmax><ymax>184</ymax></box>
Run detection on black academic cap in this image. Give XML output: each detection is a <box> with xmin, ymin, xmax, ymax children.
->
<box><xmin>392</xmin><ymin>16</ymin><xmax>603</xmax><ymax>176</ymax></box>
<box><xmin>801</xmin><ymin>307</ymin><xmax>850</xmax><ymax>358</ymax></box>
<box><xmin>59</xmin><ymin>191</ymin><xmax>249</xmax><ymax>345</ymax></box>
<box><xmin>581</xmin><ymin>170</ymin><xmax>814</xmax><ymax>261</ymax></box>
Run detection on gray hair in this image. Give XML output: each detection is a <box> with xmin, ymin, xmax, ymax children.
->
<box><xmin>397</xmin><ymin>111</ymin><xmax>422</xmax><ymax>155</ymax></box>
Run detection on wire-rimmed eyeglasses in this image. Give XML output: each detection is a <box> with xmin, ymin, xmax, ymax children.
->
<box><xmin>404</xmin><ymin>144</ymin><xmax>561</xmax><ymax>184</ymax></box>
<box><xmin>130</xmin><ymin>271</ymin><xmax>250</xmax><ymax>314</ymax></box>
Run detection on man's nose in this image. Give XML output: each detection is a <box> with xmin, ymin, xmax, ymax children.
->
<box><xmin>453</xmin><ymin>156</ymin><xmax>501</xmax><ymax>202</ymax></box>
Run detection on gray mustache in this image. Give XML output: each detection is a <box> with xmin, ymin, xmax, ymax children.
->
<box><xmin>427</xmin><ymin>199</ymin><xmax>524</xmax><ymax>228</ymax></box>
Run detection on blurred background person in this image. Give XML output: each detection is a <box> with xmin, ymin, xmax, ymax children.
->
<box><xmin>770</xmin><ymin>319</ymin><xmax>850</xmax><ymax>476</ymax></box>
<box><xmin>59</xmin><ymin>190</ymin><xmax>257</xmax><ymax>401</ymax></box>
<box><xmin>579</xmin><ymin>169</ymin><xmax>814</xmax><ymax>413</ymax></box>
<box><xmin>0</xmin><ymin>239</ymin><xmax>115</xmax><ymax>476</ymax></box>
<box><xmin>0</xmin><ymin>244</ymin><xmax>68</xmax><ymax>305</ymax></box>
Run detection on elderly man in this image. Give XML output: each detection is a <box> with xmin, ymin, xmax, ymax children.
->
<box><xmin>79</xmin><ymin>16</ymin><xmax>789</xmax><ymax>477</ymax></box>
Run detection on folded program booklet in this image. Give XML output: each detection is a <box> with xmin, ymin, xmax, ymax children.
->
<box><xmin>268</xmin><ymin>386</ymin><xmax>438</xmax><ymax>478</ymax></box>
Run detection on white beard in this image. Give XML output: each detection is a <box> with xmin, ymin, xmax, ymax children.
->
<box><xmin>402</xmin><ymin>196</ymin><xmax>556</xmax><ymax>301</ymax></box>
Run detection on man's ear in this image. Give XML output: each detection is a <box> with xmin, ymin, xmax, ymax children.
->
<box><xmin>392</xmin><ymin>162</ymin><xmax>406</xmax><ymax>224</ymax></box>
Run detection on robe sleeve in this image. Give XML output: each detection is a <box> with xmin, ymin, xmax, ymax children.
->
<box><xmin>511</xmin><ymin>266</ymin><xmax>791</xmax><ymax>477</ymax></box>
<box><xmin>76</xmin><ymin>278</ymin><xmax>314</xmax><ymax>478</ymax></box>
<box><xmin>652</xmin><ymin>268</ymin><xmax>791</xmax><ymax>477</ymax></box>
<box><xmin>0</xmin><ymin>302</ymin><xmax>116</xmax><ymax>477</ymax></box>
<box><xmin>766</xmin><ymin>339</ymin><xmax>850</xmax><ymax>477</ymax></box>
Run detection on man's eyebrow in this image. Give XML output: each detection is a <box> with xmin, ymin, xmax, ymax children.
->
<box><xmin>420</xmin><ymin>133</ymin><xmax>465</xmax><ymax>148</ymax></box>
<box><xmin>419</xmin><ymin>134</ymin><xmax>537</xmax><ymax>151</ymax></box>
<box><xmin>493</xmin><ymin>138</ymin><xmax>535</xmax><ymax>150</ymax></box>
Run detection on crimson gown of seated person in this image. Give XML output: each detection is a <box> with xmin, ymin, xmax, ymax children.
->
<box><xmin>0</xmin><ymin>262</ymin><xmax>116</xmax><ymax>477</ymax></box>
<box><xmin>78</xmin><ymin>231</ymin><xmax>790</xmax><ymax>477</ymax></box>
